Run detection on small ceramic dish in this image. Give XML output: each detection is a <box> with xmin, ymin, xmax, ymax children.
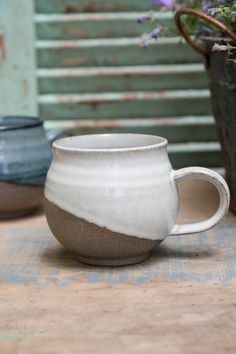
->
<box><xmin>0</xmin><ymin>116</ymin><xmax>52</xmax><ymax>218</ymax></box>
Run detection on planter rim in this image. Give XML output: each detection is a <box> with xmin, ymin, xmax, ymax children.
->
<box><xmin>0</xmin><ymin>116</ymin><xmax>42</xmax><ymax>132</ymax></box>
<box><xmin>199</xmin><ymin>35</ymin><xmax>236</xmax><ymax>44</ymax></box>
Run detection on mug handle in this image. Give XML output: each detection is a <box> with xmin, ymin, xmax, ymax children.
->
<box><xmin>170</xmin><ymin>167</ymin><xmax>230</xmax><ymax>236</ymax></box>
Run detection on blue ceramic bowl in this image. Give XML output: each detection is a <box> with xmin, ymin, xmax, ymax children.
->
<box><xmin>0</xmin><ymin>116</ymin><xmax>52</xmax><ymax>218</ymax></box>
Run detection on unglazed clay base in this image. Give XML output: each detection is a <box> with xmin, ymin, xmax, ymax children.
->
<box><xmin>0</xmin><ymin>181</ymin><xmax>43</xmax><ymax>219</ymax></box>
<box><xmin>76</xmin><ymin>253</ymin><xmax>150</xmax><ymax>267</ymax></box>
<box><xmin>44</xmin><ymin>198</ymin><xmax>161</xmax><ymax>266</ymax></box>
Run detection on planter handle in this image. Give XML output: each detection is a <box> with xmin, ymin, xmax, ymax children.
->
<box><xmin>174</xmin><ymin>7</ymin><xmax>236</xmax><ymax>56</ymax></box>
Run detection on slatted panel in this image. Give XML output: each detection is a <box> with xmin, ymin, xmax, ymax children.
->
<box><xmin>36</xmin><ymin>38</ymin><xmax>201</xmax><ymax>68</ymax></box>
<box><xmin>35</xmin><ymin>0</ymin><xmax>153</xmax><ymax>13</ymax></box>
<box><xmin>34</xmin><ymin>0</ymin><xmax>223</xmax><ymax>169</ymax></box>
<box><xmin>45</xmin><ymin>116</ymin><xmax>217</xmax><ymax>142</ymax></box>
<box><xmin>38</xmin><ymin>90</ymin><xmax>212</xmax><ymax>119</ymax></box>
<box><xmin>37</xmin><ymin>65</ymin><xmax>208</xmax><ymax>93</ymax></box>
<box><xmin>35</xmin><ymin>13</ymin><xmax>173</xmax><ymax>40</ymax></box>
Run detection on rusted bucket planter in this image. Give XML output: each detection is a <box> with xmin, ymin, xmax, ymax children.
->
<box><xmin>175</xmin><ymin>8</ymin><xmax>236</xmax><ymax>212</ymax></box>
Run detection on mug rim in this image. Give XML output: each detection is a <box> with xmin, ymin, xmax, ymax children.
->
<box><xmin>53</xmin><ymin>133</ymin><xmax>168</xmax><ymax>152</ymax></box>
<box><xmin>0</xmin><ymin>116</ymin><xmax>42</xmax><ymax>131</ymax></box>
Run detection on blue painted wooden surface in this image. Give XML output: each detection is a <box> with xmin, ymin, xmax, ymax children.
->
<box><xmin>0</xmin><ymin>182</ymin><xmax>236</xmax><ymax>354</ymax></box>
<box><xmin>1</xmin><ymin>212</ymin><xmax>236</xmax><ymax>287</ymax></box>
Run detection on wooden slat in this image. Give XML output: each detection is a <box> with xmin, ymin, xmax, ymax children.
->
<box><xmin>168</xmin><ymin>142</ymin><xmax>222</xmax><ymax>168</ymax></box>
<box><xmin>37</xmin><ymin>64</ymin><xmax>208</xmax><ymax>93</ymax></box>
<box><xmin>44</xmin><ymin>116</ymin><xmax>217</xmax><ymax>142</ymax></box>
<box><xmin>38</xmin><ymin>90</ymin><xmax>211</xmax><ymax>120</ymax></box>
<box><xmin>35</xmin><ymin>0</ymin><xmax>153</xmax><ymax>14</ymax></box>
<box><xmin>35</xmin><ymin>12</ymin><xmax>173</xmax><ymax>40</ymax></box>
<box><xmin>36</xmin><ymin>38</ymin><xmax>201</xmax><ymax>68</ymax></box>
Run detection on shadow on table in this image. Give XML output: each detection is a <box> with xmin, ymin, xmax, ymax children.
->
<box><xmin>40</xmin><ymin>241</ymin><xmax>215</xmax><ymax>271</ymax></box>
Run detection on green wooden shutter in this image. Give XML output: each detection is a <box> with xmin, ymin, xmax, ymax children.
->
<box><xmin>0</xmin><ymin>0</ymin><xmax>223</xmax><ymax>170</ymax></box>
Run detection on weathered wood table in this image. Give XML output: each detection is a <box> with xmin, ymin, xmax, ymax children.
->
<box><xmin>0</xmin><ymin>180</ymin><xmax>236</xmax><ymax>354</ymax></box>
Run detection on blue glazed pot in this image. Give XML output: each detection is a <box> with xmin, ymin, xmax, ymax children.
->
<box><xmin>0</xmin><ymin>116</ymin><xmax>52</xmax><ymax>218</ymax></box>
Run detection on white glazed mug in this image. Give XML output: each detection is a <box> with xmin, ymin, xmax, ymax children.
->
<box><xmin>44</xmin><ymin>134</ymin><xmax>230</xmax><ymax>266</ymax></box>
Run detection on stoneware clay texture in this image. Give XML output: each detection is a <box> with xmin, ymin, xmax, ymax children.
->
<box><xmin>0</xmin><ymin>116</ymin><xmax>52</xmax><ymax>218</ymax></box>
<box><xmin>44</xmin><ymin>134</ymin><xmax>230</xmax><ymax>266</ymax></box>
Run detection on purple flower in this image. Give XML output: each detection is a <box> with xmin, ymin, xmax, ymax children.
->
<box><xmin>207</xmin><ymin>7</ymin><xmax>221</xmax><ymax>16</ymax></box>
<box><xmin>137</xmin><ymin>15</ymin><xmax>151</xmax><ymax>24</ymax></box>
<box><xmin>139</xmin><ymin>27</ymin><xmax>162</xmax><ymax>48</ymax></box>
<box><xmin>150</xmin><ymin>27</ymin><xmax>162</xmax><ymax>39</ymax></box>
<box><xmin>152</xmin><ymin>0</ymin><xmax>175</xmax><ymax>9</ymax></box>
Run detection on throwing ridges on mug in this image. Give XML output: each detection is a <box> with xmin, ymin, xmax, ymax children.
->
<box><xmin>44</xmin><ymin>134</ymin><xmax>230</xmax><ymax>266</ymax></box>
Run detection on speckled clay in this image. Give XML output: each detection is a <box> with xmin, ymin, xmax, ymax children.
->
<box><xmin>44</xmin><ymin>198</ymin><xmax>160</xmax><ymax>266</ymax></box>
<box><xmin>44</xmin><ymin>134</ymin><xmax>230</xmax><ymax>266</ymax></box>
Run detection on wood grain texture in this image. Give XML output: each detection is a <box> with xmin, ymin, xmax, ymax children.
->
<box><xmin>0</xmin><ymin>181</ymin><xmax>236</xmax><ymax>353</ymax></box>
<box><xmin>37</xmin><ymin>64</ymin><xmax>208</xmax><ymax>94</ymax></box>
<box><xmin>35</xmin><ymin>0</ymin><xmax>154</xmax><ymax>13</ymax></box>
<box><xmin>35</xmin><ymin>13</ymin><xmax>173</xmax><ymax>40</ymax></box>
<box><xmin>36</xmin><ymin>38</ymin><xmax>201</xmax><ymax>68</ymax></box>
<box><xmin>38</xmin><ymin>90</ymin><xmax>212</xmax><ymax>120</ymax></box>
<box><xmin>44</xmin><ymin>116</ymin><xmax>218</xmax><ymax>143</ymax></box>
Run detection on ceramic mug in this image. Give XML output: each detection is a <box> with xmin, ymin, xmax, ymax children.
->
<box><xmin>44</xmin><ymin>134</ymin><xmax>230</xmax><ymax>266</ymax></box>
<box><xmin>0</xmin><ymin>116</ymin><xmax>52</xmax><ymax>218</ymax></box>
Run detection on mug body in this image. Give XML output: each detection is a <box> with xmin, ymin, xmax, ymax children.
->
<box><xmin>44</xmin><ymin>134</ymin><xmax>178</xmax><ymax>266</ymax></box>
<box><xmin>0</xmin><ymin>116</ymin><xmax>52</xmax><ymax>218</ymax></box>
